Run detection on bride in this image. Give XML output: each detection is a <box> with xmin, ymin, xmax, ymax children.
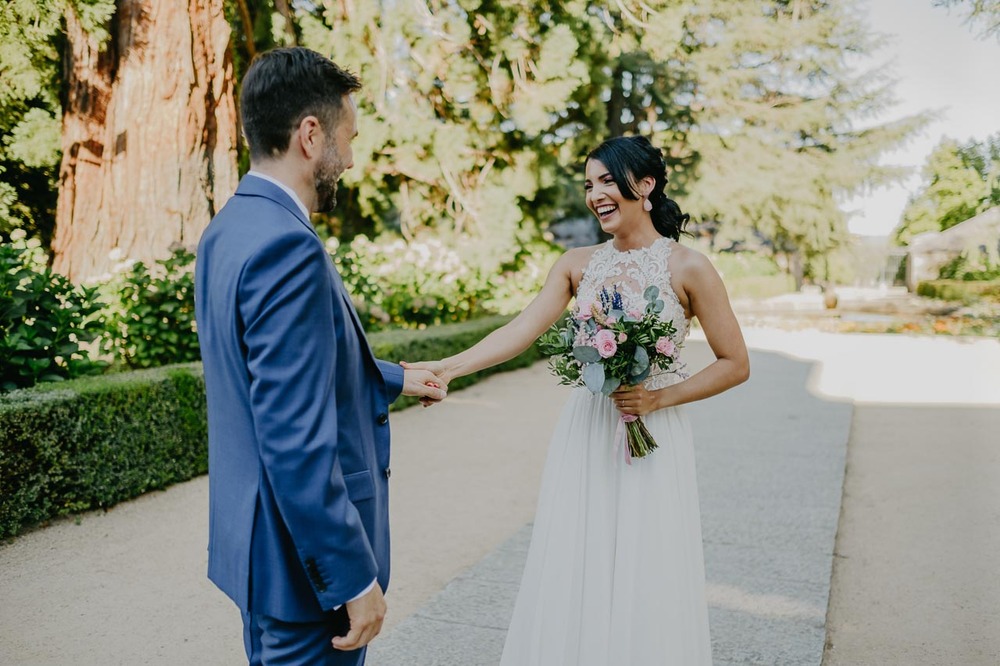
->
<box><xmin>406</xmin><ymin>135</ymin><xmax>749</xmax><ymax>664</ymax></box>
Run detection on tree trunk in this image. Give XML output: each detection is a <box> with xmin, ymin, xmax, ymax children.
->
<box><xmin>53</xmin><ymin>0</ymin><xmax>238</xmax><ymax>282</ymax></box>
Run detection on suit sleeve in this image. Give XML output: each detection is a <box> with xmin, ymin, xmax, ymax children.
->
<box><xmin>375</xmin><ymin>359</ymin><xmax>404</xmax><ymax>403</ymax></box>
<box><xmin>240</xmin><ymin>230</ymin><xmax>378</xmax><ymax>609</ymax></box>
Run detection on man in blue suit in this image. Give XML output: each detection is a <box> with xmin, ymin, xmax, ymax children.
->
<box><xmin>195</xmin><ymin>48</ymin><xmax>447</xmax><ymax>665</ymax></box>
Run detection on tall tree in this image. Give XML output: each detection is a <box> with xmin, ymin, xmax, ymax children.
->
<box><xmin>290</xmin><ymin>1</ymin><xmax>701</xmax><ymax>271</ymax></box>
<box><xmin>677</xmin><ymin>0</ymin><xmax>924</xmax><ymax>284</ymax></box>
<box><xmin>895</xmin><ymin>134</ymin><xmax>1000</xmax><ymax>244</ymax></box>
<box><xmin>52</xmin><ymin>0</ymin><xmax>238</xmax><ymax>282</ymax></box>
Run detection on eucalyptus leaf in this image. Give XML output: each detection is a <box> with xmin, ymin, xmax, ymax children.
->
<box><xmin>633</xmin><ymin>345</ymin><xmax>650</xmax><ymax>372</ymax></box>
<box><xmin>644</xmin><ymin>285</ymin><xmax>660</xmax><ymax>301</ymax></box>
<box><xmin>653</xmin><ymin>300</ymin><xmax>665</xmax><ymax>313</ymax></box>
<box><xmin>583</xmin><ymin>362</ymin><xmax>606</xmax><ymax>394</ymax></box>
<box><xmin>601</xmin><ymin>376</ymin><xmax>622</xmax><ymax>395</ymax></box>
<box><xmin>630</xmin><ymin>365</ymin><xmax>651</xmax><ymax>384</ymax></box>
<box><xmin>573</xmin><ymin>345</ymin><xmax>601</xmax><ymax>363</ymax></box>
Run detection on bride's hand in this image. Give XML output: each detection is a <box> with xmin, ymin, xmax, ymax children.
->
<box><xmin>400</xmin><ymin>361</ymin><xmax>450</xmax><ymax>407</ymax></box>
<box><xmin>610</xmin><ymin>384</ymin><xmax>662</xmax><ymax>416</ymax></box>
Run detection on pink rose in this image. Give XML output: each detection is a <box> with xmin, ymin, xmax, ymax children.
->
<box><xmin>655</xmin><ymin>337</ymin><xmax>676</xmax><ymax>357</ymax></box>
<box><xmin>594</xmin><ymin>329</ymin><xmax>618</xmax><ymax>358</ymax></box>
<box><xmin>618</xmin><ymin>332</ymin><xmax>628</xmax><ymax>343</ymax></box>
<box><xmin>576</xmin><ymin>299</ymin><xmax>595</xmax><ymax>320</ymax></box>
<box><xmin>628</xmin><ymin>310</ymin><xmax>642</xmax><ymax>320</ymax></box>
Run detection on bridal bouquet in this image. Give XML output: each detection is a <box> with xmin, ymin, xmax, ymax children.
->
<box><xmin>538</xmin><ymin>285</ymin><xmax>682</xmax><ymax>462</ymax></box>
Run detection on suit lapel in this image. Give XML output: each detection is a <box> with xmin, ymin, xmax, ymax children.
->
<box><xmin>235</xmin><ymin>174</ymin><xmax>383</xmax><ymax>380</ymax></box>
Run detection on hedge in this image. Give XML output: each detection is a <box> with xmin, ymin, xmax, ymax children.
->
<box><xmin>0</xmin><ymin>315</ymin><xmax>541</xmax><ymax>540</ymax></box>
<box><xmin>0</xmin><ymin>365</ymin><xmax>208</xmax><ymax>540</ymax></box>
<box><xmin>916</xmin><ymin>279</ymin><xmax>1000</xmax><ymax>304</ymax></box>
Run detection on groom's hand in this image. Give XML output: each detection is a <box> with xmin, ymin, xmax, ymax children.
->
<box><xmin>332</xmin><ymin>584</ymin><xmax>387</xmax><ymax>651</ymax></box>
<box><xmin>401</xmin><ymin>367</ymin><xmax>448</xmax><ymax>406</ymax></box>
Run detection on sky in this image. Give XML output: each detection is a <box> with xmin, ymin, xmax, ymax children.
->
<box><xmin>844</xmin><ymin>0</ymin><xmax>1000</xmax><ymax>236</ymax></box>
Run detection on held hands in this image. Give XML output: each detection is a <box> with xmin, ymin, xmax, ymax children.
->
<box><xmin>611</xmin><ymin>383</ymin><xmax>664</xmax><ymax>416</ymax></box>
<box><xmin>401</xmin><ymin>364</ymin><xmax>448</xmax><ymax>407</ymax></box>
<box><xmin>332</xmin><ymin>584</ymin><xmax>386</xmax><ymax>651</ymax></box>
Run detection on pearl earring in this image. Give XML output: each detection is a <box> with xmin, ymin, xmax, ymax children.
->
<box><xmin>643</xmin><ymin>198</ymin><xmax>653</xmax><ymax>212</ymax></box>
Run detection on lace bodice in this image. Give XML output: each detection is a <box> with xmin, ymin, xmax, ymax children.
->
<box><xmin>577</xmin><ymin>237</ymin><xmax>689</xmax><ymax>390</ymax></box>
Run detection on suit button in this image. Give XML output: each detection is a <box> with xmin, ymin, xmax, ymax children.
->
<box><xmin>377</xmin><ymin>413</ymin><xmax>388</xmax><ymax>425</ymax></box>
<box><xmin>384</xmin><ymin>468</ymin><xmax>391</xmax><ymax>479</ymax></box>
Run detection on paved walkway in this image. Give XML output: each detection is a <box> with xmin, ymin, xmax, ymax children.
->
<box><xmin>1</xmin><ymin>329</ymin><xmax>998</xmax><ymax>665</ymax></box>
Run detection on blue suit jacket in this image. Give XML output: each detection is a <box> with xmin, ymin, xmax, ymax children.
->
<box><xmin>195</xmin><ymin>175</ymin><xmax>403</xmax><ymax>621</ymax></box>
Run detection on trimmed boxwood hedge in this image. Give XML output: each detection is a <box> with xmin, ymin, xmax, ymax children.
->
<box><xmin>0</xmin><ymin>315</ymin><xmax>541</xmax><ymax>539</ymax></box>
<box><xmin>917</xmin><ymin>279</ymin><xmax>1000</xmax><ymax>303</ymax></box>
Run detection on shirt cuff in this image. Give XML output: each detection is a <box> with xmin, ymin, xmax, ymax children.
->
<box><xmin>332</xmin><ymin>578</ymin><xmax>378</xmax><ymax>611</ymax></box>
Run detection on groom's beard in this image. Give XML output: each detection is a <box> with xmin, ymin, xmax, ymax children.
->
<box><xmin>315</xmin><ymin>147</ymin><xmax>346</xmax><ymax>214</ymax></box>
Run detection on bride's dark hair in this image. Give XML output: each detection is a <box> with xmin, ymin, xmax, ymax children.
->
<box><xmin>586</xmin><ymin>136</ymin><xmax>690</xmax><ymax>241</ymax></box>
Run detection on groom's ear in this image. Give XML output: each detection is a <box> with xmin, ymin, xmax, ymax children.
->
<box><xmin>294</xmin><ymin>115</ymin><xmax>324</xmax><ymax>161</ymax></box>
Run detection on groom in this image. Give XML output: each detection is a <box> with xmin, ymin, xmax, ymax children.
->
<box><xmin>195</xmin><ymin>48</ymin><xmax>447</xmax><ymax>664</ymax></box>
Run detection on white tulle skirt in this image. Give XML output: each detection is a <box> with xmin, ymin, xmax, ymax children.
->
<box><xmin>499</xmin><ymin>387</ymin><xmax>712</xmax><ymax>665</ymax></box>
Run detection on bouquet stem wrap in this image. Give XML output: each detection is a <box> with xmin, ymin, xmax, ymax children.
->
<box><xmin>615</xmin><ymin>413</ymin><xmax>658</xmax><ymax>465</ymax></box>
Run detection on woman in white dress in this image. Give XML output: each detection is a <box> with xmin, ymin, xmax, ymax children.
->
<box><xmin>406</xmin><ymin>135</ymin><xmax>749</xmax><ymax>664</ymax></box>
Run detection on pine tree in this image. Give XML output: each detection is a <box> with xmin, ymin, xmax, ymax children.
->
<box><xmin>676</xmin><ymin>0</ymin><xmax>925</xmax><ymax>284</ymax></box>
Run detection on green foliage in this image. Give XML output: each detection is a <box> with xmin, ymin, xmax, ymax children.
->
<box><xmin>483</xmin><ymin>240</ymin><xmax>562</xmax><ymax>315</ymax></box>
<box><xmin>938</xmin><ymin>252</ymin><xmax>1000</xmax><ymax>281</ymax></box>
<box><xmin>332</xmin><ymin>235</ymin><xmax>559</xmax><ymax>331</ymax></box>
<box><xmin>0</xmin><ymin>364</ymin><xmax>208</xmax><ymax>539</ymax></box>
<box><xmin>1</xmin><ymin>0</ymin><xmax>922</xmax><ymax>300</ymax></box>
<box><xmin>895</xmin><ymin>135</ymin><xmax>1000</xmax><ymax>244</ymax></box>
<box><xmin>101</xmin><ymin>246</ymin><xmax>199</xmax><ymax>368</ymax></box>
<box><xmin>0</xmin><ymin>0</ymin><xmax>114</xmax><ymax>245</ymax></box>
<box><xmin>679</xmin><ymin>1</ymin><xmax>925</xmax><ymax>280</ymax></box>
<box><xmin>332</xmin><ymin>235</ymin><xmax>492</xmax><ymax>331</ymax></box>
<box><xmin>703</xmin><ymin>248</ymin><xmax>794</xmax><ymax>299</ymax></box>
<box><xmin>0</xmin><ymin>230</ymin><xmax>106</xmax><ymax>391</ymax></box>
<box><xmin>917</xmin><ymin>279</ymin><xmax>1000</xmax><ymax>303</ymax></box>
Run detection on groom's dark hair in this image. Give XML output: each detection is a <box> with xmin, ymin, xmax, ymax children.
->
<box><xmin>240</xmin><ymin>47</ymin><xmax>362</xmax><ymax>160</ymax></box>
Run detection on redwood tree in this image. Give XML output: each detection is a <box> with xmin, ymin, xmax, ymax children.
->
<box><xmin>53</xmin><ymin>0</ymin><xmax>238</xmax><ymax>282</ymax></box>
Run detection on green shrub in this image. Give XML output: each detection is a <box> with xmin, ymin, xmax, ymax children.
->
<box><xmin>724</xmin><ymin>274</ymin><xmax>797</xmax><ymax>300</ymax></box>
<box><xmin>481</xmin><ymin>240</ymin><xmax>562</xmax><ymax>315</ymax></box>
<box><xmin>705</xmin><ymin>250</ymin><xmax>795</xmax><ymax>299</ymax></box>
<box><xmin>0</xmin><ymin>364</ymin><xmax>208</xmax><ymax>539</ymax></box>
<box><xmin>102</xmin><ymin>246</ymin><xmax>199</xmax><ymax>368</ymax></box>
<box><xmin>0</xmin><ymin>231</ymin><xmax>106</xmax><ymax>391</ymax></box>
<box><xmin>0</xmin><ymin>315</ymin><xmax>542</xmax><ymax>538</ymax></box>
<box><xmin>332</xmin><ymin>235</ymin><xmax>493</xmax><ymax>331</ymax></box>
<box><xmin>938</xmin><ymin>251</ymin><xmax>1000</xmax><ymax>281</ymax></box>
<box><xmin>917</xmin><ymin>279</ymin><xmax>1000</xmax><ymax>303</ymax></box>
